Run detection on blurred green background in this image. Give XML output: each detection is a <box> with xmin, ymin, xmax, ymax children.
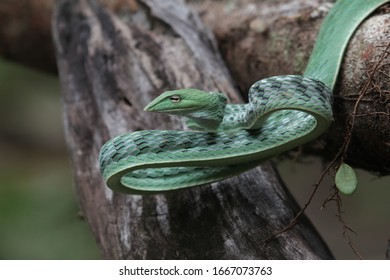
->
<box><xmin>277</xmin><ymin>158</ymin><xmax>390</xmax><ymax>260</ymax></box>
<box><xmin>0</xmin><ymin>59</ymin><xmax>100</xmax><ymax>259</ymax></box>
<box><xmin>0</xmin><ymin>58</ymin><xmax>388</xmax><ymax>259</ymax></box>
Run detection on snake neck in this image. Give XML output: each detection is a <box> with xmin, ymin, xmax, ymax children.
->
<box><xmin>184</xmin><ymin>93</ymin><xmax>227</xmax><ymax>131</ymax></box>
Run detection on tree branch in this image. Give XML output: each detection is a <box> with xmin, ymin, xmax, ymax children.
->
<box><xmin>0</xmin><ymin>0</ymin><xmax>56</xmax><ymax>72</ymax></box>
<box><xmin>3</xmin><ymin>0</ymin><xmax>389</xmax><ymax>174</ymax></box>
<box><xmin>188</xmin><ymin>0</ymin><xmax>390</xmax><ymax>175</ymax></box>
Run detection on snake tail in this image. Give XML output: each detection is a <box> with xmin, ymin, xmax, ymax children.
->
<box><xmin>304</xmin><ymin>0</ymin><xmax>388</xmax><ymax>89</ymax></box>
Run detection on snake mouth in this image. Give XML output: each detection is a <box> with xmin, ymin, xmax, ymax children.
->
<box><xmin>144</xmin><ymin>104</ymin><xmax>198</xmax><ymax>113</ymax></box>
<box><xmin>143</xmin><ymin>103</ymin><xmax>156</xmax><ymax>112</ymax></box>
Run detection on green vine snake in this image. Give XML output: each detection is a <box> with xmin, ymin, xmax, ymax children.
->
<box><xmin>99</xmin><ymin>0</ymin><xmax>388</xmax><ymax>194</ymax></box>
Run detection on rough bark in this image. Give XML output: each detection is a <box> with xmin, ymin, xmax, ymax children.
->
<box><xmin>53</xmin><ymin>0</ymin><xmax>333</xmax><ymax>259</ymax></box>
<box><xmin>3</xmin><ymin>0</ymin><xmax>390</xmax><ymax>174</ymax></box>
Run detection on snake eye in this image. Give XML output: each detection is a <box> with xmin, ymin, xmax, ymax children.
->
<box><xmin>169</xmin><ymin>95</ymin><xmax>181</xmax><ymax>103</ymax></box>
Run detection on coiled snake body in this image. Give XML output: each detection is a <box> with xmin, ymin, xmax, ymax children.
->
<box><xmin>99</xmin><ymin>0</ymin><xmax>388</xmax><ymax>194</ymax></box>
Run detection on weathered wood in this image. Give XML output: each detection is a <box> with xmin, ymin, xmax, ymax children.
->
<box><xmin>53</xmin><ymin>0</ymin><xmax>333</xmax><ymax>259</ymax></box>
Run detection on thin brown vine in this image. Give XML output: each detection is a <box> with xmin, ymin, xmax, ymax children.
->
<box><xmin>264</xmin><ymin>43</ymin><xmax>390</xmax><ymax>258</ymax></box>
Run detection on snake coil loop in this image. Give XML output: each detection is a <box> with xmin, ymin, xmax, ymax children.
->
<box><xmin>99</xmin><ymin>0</ymin><xmax>389</xmax><ymax>194</ymax></box>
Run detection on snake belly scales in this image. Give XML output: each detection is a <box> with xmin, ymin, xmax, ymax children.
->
<box><xmin>99</xmin><ymin>0</ymin><xmax>388</xmax><ymax>194</ymax></box>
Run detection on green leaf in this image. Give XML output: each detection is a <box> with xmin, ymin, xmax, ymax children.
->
<box><xmin>335</xmin><ymin>163</ymin><xmax>358</xmax><ymax>195</ymax></box>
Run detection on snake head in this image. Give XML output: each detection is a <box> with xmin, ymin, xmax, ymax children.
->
<box><xmin>144</xmin><ymin>88</ymin><xmax>227</xmax><ymax>131</ymax></box>
<box><xmin>144</xmin><ymin>88</ymin><xmax>226</xmax><ymax>115</ymax></box>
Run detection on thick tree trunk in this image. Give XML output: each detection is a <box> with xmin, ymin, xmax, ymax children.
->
<box><xmin>52</xmin><ymin>0</ymin><xmax>333</xmax><ymax>259</ymax></box>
